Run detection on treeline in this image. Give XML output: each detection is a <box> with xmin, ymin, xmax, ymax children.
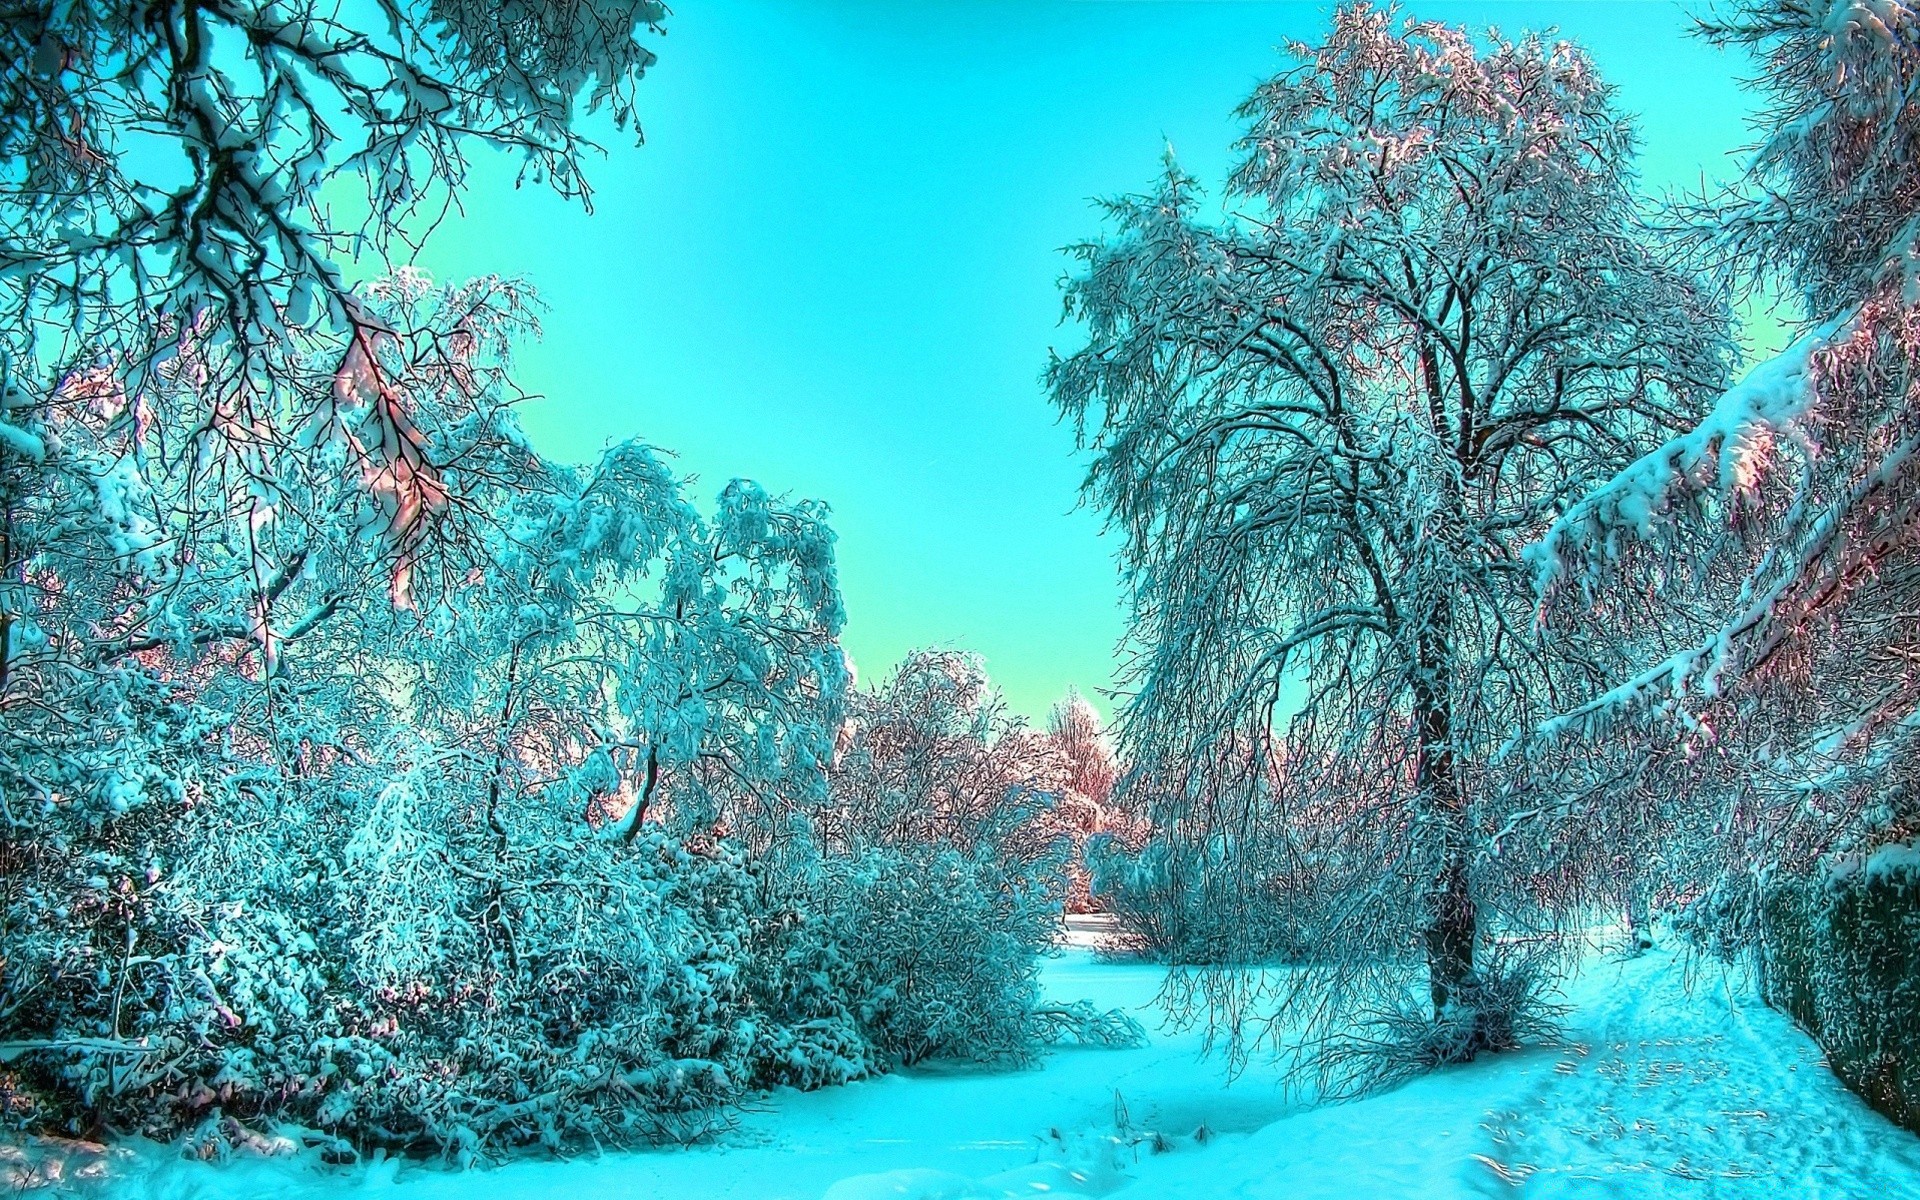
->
<box><xmin>0</xmin><ymin>1</ymin><xmax>1139</xmax><ymax>1161</ymax></box>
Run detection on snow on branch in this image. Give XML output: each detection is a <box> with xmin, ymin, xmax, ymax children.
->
<box><xmin>1527</xmin><ymin>311</ymin><xmax>1855</xmax><ymax>604</ymax></box>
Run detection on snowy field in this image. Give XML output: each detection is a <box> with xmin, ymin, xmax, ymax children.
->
<box><xmin>23</xmin><ymin>936</ymin><xmax>1920</xmax><ymax>1200</ymax></box>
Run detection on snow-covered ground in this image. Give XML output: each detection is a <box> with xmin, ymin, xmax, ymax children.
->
<box><xmin>30</xmin><ymin>937</ymin><xmax>1920</xmax><ymax>1199</ymax></box>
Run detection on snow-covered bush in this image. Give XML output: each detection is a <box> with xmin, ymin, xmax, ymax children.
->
<box><xmin>755</xmin><ymin>651</ymin><xmax>1083</xmax><ymax>1073</ymax></box>
<box><xmin>813</xmin><ymin>844</ymin><xmax>1056</xmax><ymax>1066</ymax></box>
<box><xmin>744</xmin><ymin>839</ymin><xmax>1070</xmax><ymax>1089</ymax></box>
<box><xmin>1087</xmin><ymin>835</ymin><xmax>1322</xmax><ymax>965</ymax></box>
<box><xmin>4</xmin><ymin>761</ymin><xmax>782</xmax><ymax>1160</ymax></box>
<box><xmin>1303</xmin><ymin>942</ymin><xmax>1567</xmax><ymax>1100</ymax></box>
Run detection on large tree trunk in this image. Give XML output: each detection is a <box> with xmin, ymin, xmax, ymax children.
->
<box><xmin>1415</xmin><ymin>692</ymin><xmax>1477</xmax><ymax>1017</ymax></box>
<box><xmin>1625</xmin><ymin>882</ymin><xmax>1654</xmax><ymax>951</ymax></box>
<box><xmin>1412</xmin><ymin>591</ymin><xmax>1481</xmax><ymax>1052</ymax></box>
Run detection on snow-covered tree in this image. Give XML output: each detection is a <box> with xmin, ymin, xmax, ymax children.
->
<box><xmin>823</xmin><ymin>650</ymin><xmax>1065</xmax><ymax>863</ymax></box>
<box><xmin>0</xmin><ymin>0</ymin><xmax>672</xmax><ymax>699</ymax></box>
<box><xmin>1529</xmin><ymin>0</ymin><xmax>1920</xmax><ymax>928</ymax></box>
<box><xmin>0</xmin><ymin>0</ymin><xmax>665</xmax><ymax>355</ymax></box>
<box><xmin>1043</xmin><ymin>689</ymin><xmax>1130</xmax><ymax>912</ymax></box>
<box><xmin>1049</xmin><ymin>689</ymin><xmax>1118</xmax><ymax>811</ymax></box>
<box><xmin>1048</xmin><ymin>3</ymin><xmax>1730</xmax><ymax>1067</ymax></box>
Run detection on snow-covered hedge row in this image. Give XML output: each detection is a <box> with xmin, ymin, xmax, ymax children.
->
<box><xmin>5</xmin><ymin>819</ymin><xmax>756</xmax><ymax>1158</ymax></box>
<box><xmin>1761</xmin><ymin>856</ymin><xmax>1920</xmax><ymax>1134</ymax></box>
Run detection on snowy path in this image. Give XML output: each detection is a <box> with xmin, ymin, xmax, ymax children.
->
<box><xmin>1095</xmin><ymin>948</ymin><xmax>1920</xmax><ymax>1200</ymax></box>
<box><xmin>66</xmin><ymin>945</ymin><xmax>1920</xmax><ymax>1200</ymax></box>
<box><xmin>1469</xmin><ymin>953</ymin><xmax>1920</xmax><ymax>1198</ymax></box>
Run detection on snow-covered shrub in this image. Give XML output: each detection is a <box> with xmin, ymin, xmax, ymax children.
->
<box><xmin>5</xmin><ymin>795</ymin><xmax>779</xmax><ymax>1160</ymax></box>
<box><xmin>0</xmin><ymin>798</ymin><xmax>348</xmax><ymax>1151</ymax></box>
<box><xmin>790</xmin><ymin>650</ymin><xmax>1095</xmax><ymax>1069</ymax></box>
<box><xmin>745</xmin><ymin>836</ymin><xmax>1062</xmax><ymax>1083</ymax></box>
<box><xmin>1087</xmin><ymin>834</ymin><xmax>1322</xmax><ymax>965</ymax></box>
<box><xmin>816</xmin><ymin>844</ymin><xmax>1057</xmax><ymax>1066</ymax></box>
<box><xmin>1303</xmin><ymin>943</ymin><xmax>1567</xmax><ymax>1100</ymax></box>
<box><xmin>307</xmin><ymin>829</ymin><xmax>767</xmax><ymax>1157</ymax></box>
<box><xmin>725</xmin><ymin>650</ymin><xmax>1112</xmax><ymax>1091</ymax></box>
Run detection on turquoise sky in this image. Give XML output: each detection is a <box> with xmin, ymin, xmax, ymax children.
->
<box><xmin>414</xmin><ymin>0</ymin><xmax>1759</xmax><ymax>722</ymax></box>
